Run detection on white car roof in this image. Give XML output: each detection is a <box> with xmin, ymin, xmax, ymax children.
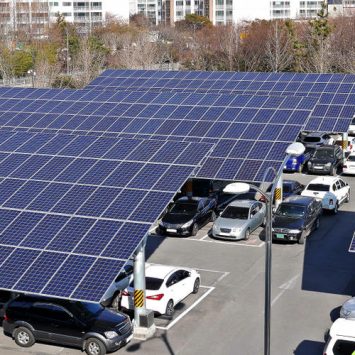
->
<box><xmin>330</xmin><ymin>318</ymin><xmax>355</xmax><ymax>338</ymax></box>
<box><xmin>145</xmin><ymin>264</ymin><xmax>192</xmax><ymax>279</ymax></box>
<box><xmin>307</xmin><ymin>176</ymin><xmax>339</xmax><ymax>185</ymax></box>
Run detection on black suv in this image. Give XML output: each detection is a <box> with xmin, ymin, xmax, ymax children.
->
<box><xmin>307</xmin><ymin>145</ymin><xmax>343</xmax><ymax>176</ymax></box>
<box><xmin>272</xmin><ymin>195</ymin><xmax>322</xmax><ymax>244</ymax></box>
<box><xmin>3</xmin><ymin>295</ymin><xmax>133</xmax><ymax>355</ymax></box>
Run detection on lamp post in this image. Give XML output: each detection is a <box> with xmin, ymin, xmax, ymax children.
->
<box><xmin>223</xmin><ymin>142</ymin><xmax>305</xmax><ymax>355</ymax></box>
<box><xmin>27</xmin><ymin>69</ymin><xmax>36</xmax><ymax>88</ymax></box>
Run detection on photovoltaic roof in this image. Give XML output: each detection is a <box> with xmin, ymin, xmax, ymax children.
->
<box><xmin>87</xmin><ymin>69</ymin><xmax>355</xmax><ymax>97</ymax></box>
<box><xmin>0</xmin><ymin>130</ymin><xmax>211</xmax><ymax>302</ymax></box>
<box><xmin>0</xmin><ymin>89</ymin><xmax>321</xmax><ymax>182</ymax></box>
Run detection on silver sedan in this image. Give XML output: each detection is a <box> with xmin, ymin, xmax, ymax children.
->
<box><xmin>212</xmin><ymin>200</ymin><xmax>266</xmax><ymax>240</ymax></box>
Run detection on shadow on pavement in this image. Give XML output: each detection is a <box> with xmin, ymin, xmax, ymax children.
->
<box><xmin>126</xmin><ymin>331</ymin><xmax>175</xmax><ymax>355</ymax></box>
<box><xmin>330</xmin><ymin>305</ymin><xmax>342</xmax><ymax>322</ymax></box>
<box><xmin>302</xmin><ymin>211</ymin><xmax>355</xmax><ymax>296</ymax></box>
<box><xmin>293</xmin><ymin>340</ymin><xmax>325</xmax><ymax>355</ymax></box>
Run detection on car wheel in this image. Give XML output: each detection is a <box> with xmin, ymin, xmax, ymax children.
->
<box><xmin>333</xmin><ymin>202</ymin><xmax>339</xmax><ymax>215</ymax></box>
<box><xmin>192</xmin><ymin>278</ymin><xmax>200</xmax><ymax>294</ymax></box>
<box><xmin>13</xmin><ymin>327</ymin><xmax>35</xmax><ymax>348</ymax></box>
<box><xmin>210</xmin><ymin>211</ymin><xmax>217</xmax><ymax>223</ymax></box>
<box><xmin>345</xmin><ymin>192</ymin><xmax>350</xmax><ymax>203</ymax></box>
<box><xmin>244</xmin><ymin>229</ymin><xmax>250</xmax><ymax>241</ymax></box>
<box><xmin>85</xmin><ymin>338</ymin><xmax>106</xmax><ymax>355</ymax></box>
<box><xmin>165</xmin><ymin>299</ymin><xmax>174</xmax><ymax>317</ymax></box>
<box><xmin>298</xmin><ymin>233</ymin><xmax>305</xmax><ymax>245</ymax></box>
<box><xmin>191</xmin><ymin>223</ymin><xmax>199</xmax><ymax>236</ymax></box>
<box><xmin>314</xmin><ymin>218</ymin><xmax>320</xmax><ymax>230</ymax></box>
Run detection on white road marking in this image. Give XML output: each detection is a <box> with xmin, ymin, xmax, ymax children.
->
<box><xmin>182</xmin><ymin>238</ymin><xmax>265</xmax><ymax>247</ymax></box>
<box><xmin>271</xmin><ymin>274</ymin><xmax>300</xmax><ymax>307</ymax></box>
<box><xmin>155</xmin><ymin>286</ymin><xmax>215</xmax><ymax>331</ymax></box>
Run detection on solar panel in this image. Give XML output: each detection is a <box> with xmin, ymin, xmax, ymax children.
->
<box><xmin>0</xmin><ymin>130</ymin><xmax>211</xmax><ymax>302</ymax></box>
<box><xmin>0</xmin><ymin>91</ymin><xmax>319</xmax><ymax>182</ymax></box>
<box><xmin>84</xmin><ymin>70</ymin><xmax>355</xmax><ymax>133</ymax></box>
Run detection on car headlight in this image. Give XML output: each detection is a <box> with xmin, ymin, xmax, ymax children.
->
<box><xmin>231</xmin><ymin>227</ymin><xmax>242</xmax><ymax>233</ymax></box>
<box><xmin>292</xmin><ymin>158</ymin><xmax>297</xmax><ymax>164</ymax></box>
<box><xmin>181</xmin><ymin>220</ymin><xmax>193</xmax><ymax>229</ymax></box>
<box><xmin>325</xmin><ymin>162</ymin><xmax>332</xmax><ymax>167</ymax></box>
<box><xmin>307</xmin><ymin>161</ymin><xmax>312</xmax><ymax>167</ymax></box>
<box><xmin>104</xmin><ymin>331</ymin><xmax>118</xmax><ymax>339</ymax></box>
<box><xmin>288</xmin><ymin>229</ymin><xmax>302</xmax><ymax>234</ymax></box>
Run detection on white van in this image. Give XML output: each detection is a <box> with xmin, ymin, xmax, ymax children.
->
<box><xmin>324</xmin><ymin>318</ymin><xmax>355</xmax><ymax>354</ymax></box>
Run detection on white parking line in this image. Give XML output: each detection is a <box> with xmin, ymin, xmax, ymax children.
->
<box><xmin>182</xmin><ymin>238</ymin><xmax>265</xmax><ymax>247</ymax></box>
<box><xmin>271</xmin><ymin>274</ymin><xmax>300</xmax><ymax>307</ymax></box>
<box><xmin>155</xmin><ymin>286</ymin><xmax>215</xmax><ymax>331</ymax></box>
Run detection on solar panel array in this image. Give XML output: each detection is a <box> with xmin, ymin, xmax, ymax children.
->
<box><xmin>88</xmin><ymin>69</ymin><xmax>355</xmax><ymax>97</ymax></box>
<box><xmin>0</xmin><ymin>89</ymin><xmax>320</xmax><ymax>182</ymax></box>
<box><xmin>86</xmin><ymin>70</ymin><xmax>355</xmax><ymax>132</ymax></box>
<box><xmin>0</xmin><ymin>130</ymin><xmax>211</xmax><ymax>302</ymax></box>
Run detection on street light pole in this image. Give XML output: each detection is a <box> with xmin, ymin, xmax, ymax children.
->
<box><xmin>223</xmin><ymin>142</ymin><xmax>305</xmax><ymax>355</ymax></box>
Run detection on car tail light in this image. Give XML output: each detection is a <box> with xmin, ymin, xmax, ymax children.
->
<box><xmin>146</xmin><ymin>293</ymin><xmax>164</xmax><ymax>301</ymax></box>
<box><xmin>329</xmin><ymin>199</ymin><xmax>334</xmax><ymax>205</ymax></box>
<box><xmin>3</xmin><ymin>313</ymin><xmax>9</xmax><ymax>321</ymax></box>
<box><xmin>122</xmin><ymin>290</ymin><xmax>129</xmax><ymax>296</ymax></box>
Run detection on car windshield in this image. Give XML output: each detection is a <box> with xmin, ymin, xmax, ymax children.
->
<box><xmin>314</xmin><ymin>149</ymin><xmax>334</xmax><ymax>159</ymax></box>
<box><xmin>304</xmin><ymin>136</ymin><xmax>321</xmax><ymax>142</ymax></box>
<box><xmin>221</xmin><ymin>206</ymin><xmax>249</xmax><ymax>219</ymax></box>
<box><xmin>276</xmin><ymin>204</ymin><xmax>306</xmax><ymax>218</ymax></box>
<box><xmin>170</xmin><ymin>202</ymin><xmax>198</xmax><ymax>214</ymax></box>
<box><xmin>69</xmin><ymin>302</ymin><xmax>104</xmax><ymax>320</ymax></box>
<box><xmin>130</xmin><ymin>277</ymin><xmax>164</xmax><ymax>291</ymax></box>
<box><xmin>348</xmin><ymin>156</ymin><xmax>355</xmax><ymax>162</ymax></box>
<box><xmin>307</xmin><ymin>183</ymin><xmax>330</xmax><ymax>192</ymax></box>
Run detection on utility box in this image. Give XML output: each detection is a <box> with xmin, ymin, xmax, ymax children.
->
<box><xmin>139</xmin><ymin>309</ymin><xmax>154</xmax><ymax>328</ymax></box>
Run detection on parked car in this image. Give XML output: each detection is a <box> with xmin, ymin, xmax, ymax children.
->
<box><xmin>298</xmin><ymin>132</ymin><xmax>335</xmax><ymax>149</ymax></box>
<box><xmin>3</xmin><ymin>295</ymin><xmax>133</xmax><ymax>355</ymax></box>
<box><xmin>157</xmin><ymin>196</ymin><xmax>217</xmax><ymax>236</ymax></box>
<box><xmin>342</xmin><ymin>153</ymin><xmax>355</xmax><ymax>175</ymax></box>
<box><xmin>340</xmin><ymin>296</ymin><xmax>355</xmax><ymax>319</ymax></box>
<box><xmin>215</xmin><ymin>191</ymin><xmax>257</xmax><ymax>215</ymax></box>
<box><xmin>272</xmin><ymin>195</ymin><xmax>322</xmax><ymax>244</ymax></box>
<box><xmin>0</xmin><ymin>290</ymin><xmax>18</xmax><ymax>320</ymax></box>
<box><xmin>260</xmin><ymin>180</ymin><xmax>305</xmax><ymax>203</ymax></box>
<box><xmin>348</xmin><ymin>117</ymin><xmax>355</xmax><ymax>136</ymax></box>
<box><xmin>283</xmin><ymin>149</ymin><xmax>313</xmax><ymax>173</ymax></box>
<box><xmin>323</xmin><ymin>318</ymin><xmax>355</xmax><ymax>355</ymax></box>
<box><xmin>101</xmin><ymin>260</ymin><xmax>134</xmax><ymax>309</ymax></box>
<box><xmin>334</xmin><ymin>134</ymin><xmax>355</xmax><ymax>154</ymax></box>
<box><xmin>212</xmin><ymin>200</ymin><xmax>266</xmax><ymax>240</ymax></box>
<box><xmin>307</xmin><ymin>145</ymin><xmax>343</xmax><ymax>176</ymax></box>
<box><xmin>301</xmin><ymin>176</ymin><xmax>350</xmax><ymax>214</ymax></box>
<box><xmin>121</xmin><ymin>264</ymin><xmax>200</xmax><ymax>317</ymax></box>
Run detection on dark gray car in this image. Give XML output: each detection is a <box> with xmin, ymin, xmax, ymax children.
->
<box><xmin>272</xmin><ymin>195</ymin><xmax>322</xmax><ymax>244</ymax></box>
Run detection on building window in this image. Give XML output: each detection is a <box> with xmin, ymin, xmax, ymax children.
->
<box><xmin>63</xmin><ymin>2</ymin><xmax>71</xmax><ymax>6</ymax></box>
<box><xmin>62</xmin><ymin>12</ymin><xmax>72</xmax><ymax>16</ymax></box>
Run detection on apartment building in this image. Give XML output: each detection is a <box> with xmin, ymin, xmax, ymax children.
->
<box><xmin>0</xmin><ymin>0</ymin><xmax>49</xmax><ymax>37</ymax></box>
<box><xmin>48</xmin><ymin>1</ymin><xmax>103</xmax><ymax>33</ymax></box>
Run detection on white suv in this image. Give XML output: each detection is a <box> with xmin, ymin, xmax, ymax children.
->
<box><xmin>301</xmin><ymin>176</ymin><xmax>350</xmax><ymax>214</ymax></box>
<box><xmin>324</xmin><ymin>318</ymin><xmax>355</xmax><ymax>354</ymax></box>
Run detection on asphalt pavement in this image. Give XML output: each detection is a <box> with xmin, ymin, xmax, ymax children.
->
<box><xmin>1</xmin><ymin>172</ymin><xmax>355</xmax><ymax>355</ymax></box>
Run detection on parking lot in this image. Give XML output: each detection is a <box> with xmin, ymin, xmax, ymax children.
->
<box><xmin>1</xmin><ymin>171</ymin><xmax>355</xmax><ymax>355</ymax></box>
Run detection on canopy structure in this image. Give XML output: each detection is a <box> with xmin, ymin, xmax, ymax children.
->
<box><xmin>0</xmin><ymin>70</ymin><xmax>353</xmax><ymax>301</ymax></box>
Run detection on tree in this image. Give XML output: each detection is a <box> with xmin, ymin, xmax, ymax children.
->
<box><xmin>264</xmin><ymin>21</ymin><xmax>293</xmax><ymax>72</ymax></box>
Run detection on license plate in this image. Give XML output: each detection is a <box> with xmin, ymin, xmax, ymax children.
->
<box><xmin>314</xmin><ymin>166</ymin><xmax>322</xmax><ymax>169</ymax></box>
<box><xmin>167</xmin><ymin>228</ymin><xmax>177</xmax><ymax>233</ymax></box>
<box><xmin>276</xmin><ymin>233</ymin><xmax>284</xmax><ymax>239</ymax></box>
